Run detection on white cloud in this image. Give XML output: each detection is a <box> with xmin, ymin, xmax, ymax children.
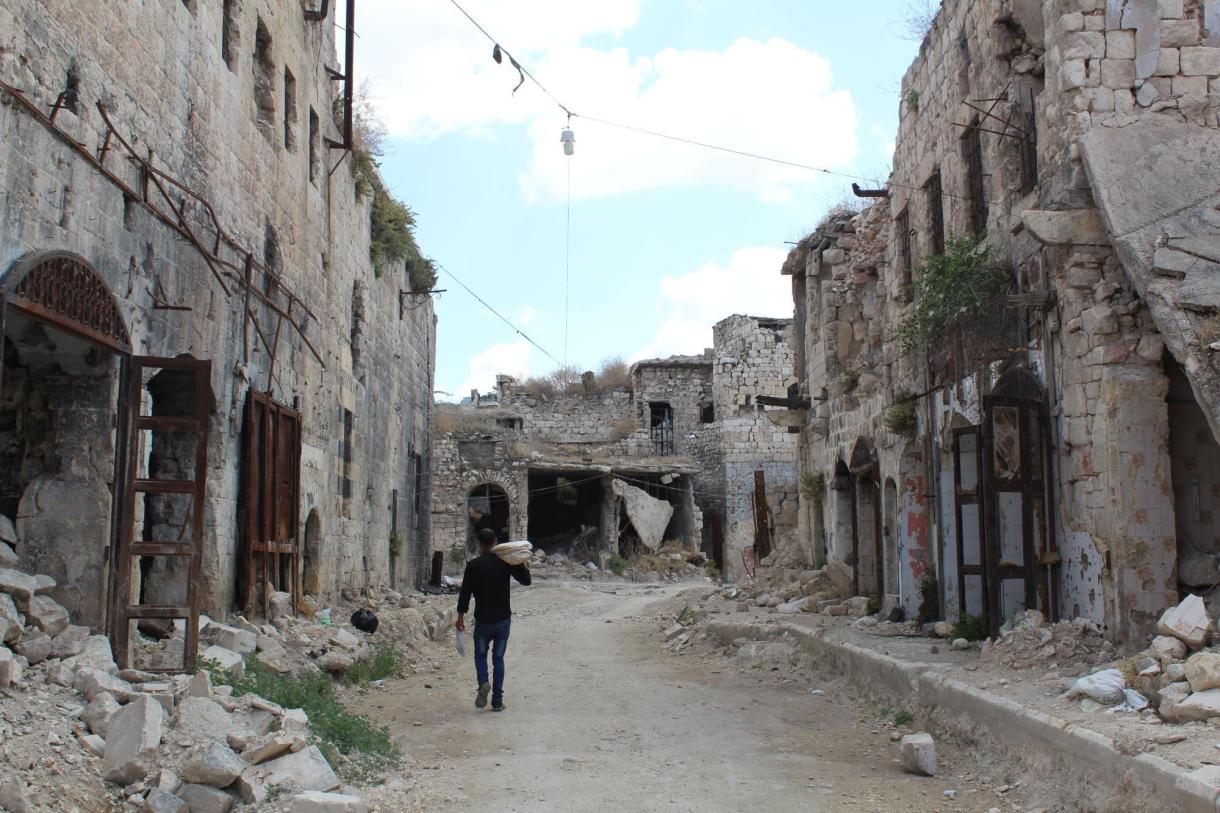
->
<box><xmin>632</xmin><ymin>246</ymin><xmax>792</xmax><ymax>361</ymax></box>
<box><xmin>456</xmin><ymin>341</ymin><xmax>533</xmax><ymax>397</ymax></box>
<box><xmin>515</xmin><ymin>304</ymin><xmax>537</xmax><ymax>326</ymax></box>
<box><xmin>356</xmin><ymin>3</ymin><xmax>858</xmax><ymax>202</ymax></box>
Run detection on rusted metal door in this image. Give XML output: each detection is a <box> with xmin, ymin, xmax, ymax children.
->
<box><xmin>110</xmin><ymin>357</ymin><xmax>211</xmax><ymax>672</ymax></box>
<box><xmin>242</xmin><ymin>390</ymin><xmax>302</xmax><ymax>619</ymax></box>
<box><xmin>981</xmin><ymin>383</ymin><xmax>1057</xmax><ymax>634</ymax></box>
<box><xmin>752</xmin><ymin>470</ymin><xmax>772</xmax><ymax>562</ymax></box>
<box><xmin>953</xmin><ymin>426</ymin><xmax>987</xmax><ymax>620</ymax></box>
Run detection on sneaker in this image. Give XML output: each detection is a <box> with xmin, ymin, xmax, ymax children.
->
<box><xmin>491</xmin><ymin>701</ymin><xmax>505</xmax><ymax>712</ymax></box>
<box><xmin>475</xmin><ymin>682</ymin><xmax>490</xmax><ymax>708</ymax></box>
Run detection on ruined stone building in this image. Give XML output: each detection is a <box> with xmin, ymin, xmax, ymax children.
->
<box><xmin>432</xmin><ymin>314</ymin><xmax>798</xmax><ymax>580</ymax></box>
<box><xmin>0</xmin><ymin>0</ymin><xmax>436</xmax><ymax>670</ymax></box>
<box><xmin>780</xmin><ymin>0</ymin><xmax>1220</xmax><ymax>642</ymax></box>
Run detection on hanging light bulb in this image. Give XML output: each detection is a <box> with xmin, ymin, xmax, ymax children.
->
<box><xmin>560</xmin><ymin>127</ymin><xmax>575</xmax><ymax>156</ymax></box>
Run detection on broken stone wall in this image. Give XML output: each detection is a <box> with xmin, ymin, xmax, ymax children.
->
<box><xmin>0</xmin><ymin>0</ymin><xmax>436</xmax><ymax>617</ymax></box>
<box><xmin>711</xmin><ymin>315</ymin><xmax>800</xmax><ymax>580</ymax></box>
<box><xmin>430</xmin><ymin>431</ymin><xmax>528</xmax><ymax>569</ymax></box>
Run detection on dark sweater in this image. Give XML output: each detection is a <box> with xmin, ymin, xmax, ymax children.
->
<box><xmin>457</xmin><ymin>552</ymin><xmax>531</xmax><ymax>624</ymax></box>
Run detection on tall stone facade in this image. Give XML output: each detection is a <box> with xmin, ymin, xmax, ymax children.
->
<box><xmin>431</xmin><ymin>315</ymin><xmax>797</xmax><ymax>580</ymax></box>
<box><xmin>0</xmin><ymin>0</ymin><xmax>436</xmax><ymax>657</ymax></box>
<box><xmin>783</xmin><ymin>0</ymin><xmax>1220</xmax><ymax>641</ymax></box>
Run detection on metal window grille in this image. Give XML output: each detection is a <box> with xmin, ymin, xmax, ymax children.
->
<box><xmin>896</xmin><ymin>208</ymin><xmax>912</xmax><ymax>284</ymax></box>
<box><xmin>649</xmin><ymin>402</ymin><xmax>674</xmax><ymax>456</ymax></box>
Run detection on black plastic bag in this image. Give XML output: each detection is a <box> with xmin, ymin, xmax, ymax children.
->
<box><xmin>350</xmin><ymin>608</ymin><xmax>379</xmax><ymax>634</ymax></box>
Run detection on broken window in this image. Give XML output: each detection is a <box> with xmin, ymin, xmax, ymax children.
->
<box><xmin>340</xmin><ymin>407</ymin><xmax>353</xmax><ymax>500</ymax></box>
<box><xmin>700</xmin><ymin>403</ymin><xmax>715</xmax><ymax>424</ymax></box>
<box><xmin>253</xmin><ymin>17</ymin><xmax>275</xmax><ymax>137</ymax></box>
<box><xmin>221</xmin><ymin>0</ymin><xmax>239</xmax><ymax>71</ymax></box>
<box><xmin>925</xmin><ymin>171</ymin><xmax>944</xmax><ymax>257</ymax></box>
<box><xmin>496</xmin><ymin>416</ymin><xmax>523</xmax><ymax>431</ymax></box>
<box><xmin>350</xmin><ymin>281</ymin><xmax>364</xmax><ymax>375</ymax></box>
<box><xmin>308</xmin><ymin>108</ymin><xmax>320</xmax><ymax>185</ymax></box>
<box><xmin>649</xmin><ymin>402</ymin><xmax>673</xmax><ymax>456</ymax></box>
<box><xmin>895</xmin><ymin>207</ymin><xmax>913</xmax><ymax>285</ymax></box>
<box><xmin>962</xmin><ymin>118</ymin><xmax>987</xmax><ymax>235</ymax></box>
<box><xmin>283</xmin><ymin>67</ymin><xmax>297</xmax><ymax>152</ymax></box>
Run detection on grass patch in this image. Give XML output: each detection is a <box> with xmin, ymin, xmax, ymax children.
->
<box><xmin>705</xmin><ymin>561</ymin><xmax>721</xmax><ymax>582</ymax></box>
<box><xmin>608</xmin><ymin>554</ymin><xmax>625</xmax><ymax>577</ymax></box>
<box><xmin>205</xmin><ymin>655</ymin><xmax>398</xmax><ymax>783</ymax></box>
<box><xmin>893</xmin><ymin>709</ymin><xmax>914</xmax><ymax>727</ymax></box>
<box><xmin>916</xmin><ymin>575</ymin><xmax>940</xmax><ymax>627</ymax></box>
<box><xmin>952</xmin><ymin>611</ymin><xmax>990</xmax><ymax>642</ymax></box>
<box><xmin>343</xmin><ymin>645</ymin><xmax>405</xmax><ymax>687</ymax></box>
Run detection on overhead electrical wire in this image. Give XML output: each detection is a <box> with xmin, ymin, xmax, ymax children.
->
<box><xmin>443</xmin><ymin>0</ymin><xmax>987</xmax><ymax>201</ymax></box>
<box><xmin>435</xmin><ymin>262</ymin><xmax>563</xmax><ymax>367</ymax></box>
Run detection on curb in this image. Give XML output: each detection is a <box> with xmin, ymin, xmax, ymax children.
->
<box><xmin>706</xmin><ymin>619</ymin><xmax>1220</xmax><ymax>812</ymax></box>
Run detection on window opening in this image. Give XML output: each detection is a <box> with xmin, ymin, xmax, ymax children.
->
<box><xmin>221</xmin><ymin>0</ymin><xmax>239</xmax><ymax>71</ymax></box>
<box><xmin>1017</xmin><ymin>82</ymin><xmax>1040</xmax><ymax>194</ymax></box>
<box><xmin>700</xmin><ymin>403</ymin><xmax>715</xmax><ymax>424</ymax></box>
<box><xmin>308</xmin><ymin>108</ymin><xmax>320</xmax><ymax>185</ymax></box>
<box><xmin>253</xmin><ymin>17</ymin><xmax>275</xmax><ymax>137</ymax></box>
<box><xmin>649</xmin><ymin>402</ymin><xmax>673</xmax><ymax>456</ymax></box>
<box><xmin>925</xmin><ymin>171</ymin><xmax>945</xmax><ymax>256</ymax></box>
<box><xmin>962</xmin><ymin>119</ymin><xmax>987</xmax><ymax>235</ymax></box>
<box><xmin>340</xmin><ymin>408</ymin><xmax>353</xmax><ymax>500</ymax></box>
<box><xmin>411</xmin><ymin>449</ymin><xmax>423</xmax><ymax>529</ymax></box>
<box><xmin>283</xmin><ymin>67</ymin><xmax>297</xmax><ymax>152</ymax></box>
<box><xmin>896</xmin><ymin>207</ymin><xmax>912</xmax><ymax>284</ymax></box>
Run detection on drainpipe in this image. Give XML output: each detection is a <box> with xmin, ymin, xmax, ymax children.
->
<box><xmin>924</xmin><ymin>355</ymin><xmax>945</xmax><ymax>620</ymax></box>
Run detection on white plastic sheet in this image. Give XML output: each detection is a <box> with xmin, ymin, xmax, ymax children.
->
<box><xmin>455</xmin><ymin>629</ymin><xmax>467</xmax><ymax>657</ymax></box>
<box><xmin>1062</xmin><ymin>668</ymin><xmax>1126</xmax><ymax>705</ymax></box>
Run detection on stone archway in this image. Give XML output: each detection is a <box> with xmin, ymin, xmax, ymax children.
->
<box><xmin>0</xmin><ymin>252</ymin><xmax>130</xmax><ymax>630</ymax></box>
<box><xmin>466</xmin><ymin>482</ymin><xmax>511</xmax><ymax>554</ymax></box>
<box><xmin>849</xmin><ymin>437</ymin><xmax>882</xmax><ymax>602</ymax></box>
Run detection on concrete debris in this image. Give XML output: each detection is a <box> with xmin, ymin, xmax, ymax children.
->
<box><xmin>259</xmin><ymin>745</ymin><xmax>342</xmax><ymax>792</ymax></box>
<box><xmin>1157</xmin><ymin>594</ymin><xmax>1213</xmax><ymax>650</ymax></box>
<box><xmin>899</xmin><ymin>732</ymin><xmax>937</xmax><ymax>776</ymax></box>
<box><xmin>102</xmin><ymin>695</ymin><xmax>164</xmax><ymax>784</ymax></box>
<box><xmin>980</xmin><ymin>614</ymin><xmax>1109</xmax><ymax>670</ymax></box>
<box><xmin>182</xmin><ymin>741</ymin><xmax>247</xmax><ymax>787</ymax></box>
<box><xmin>177</xmin><ymin>783</ymin><xmax>235</xmax><ymax>813</ymax></box>
<box><xmin>611</xmin><ymin>478</ymin><xmax>674</xmax><ymax>552</ymax></box>
<box><xmin>290</xmin><ymin>791</ymin><xmax>369</xmax><ymax>812</ymax></box>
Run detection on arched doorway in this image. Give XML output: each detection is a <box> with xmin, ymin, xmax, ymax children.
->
<box><xmin>979</xmin><ymin>366</ymin><xmax>1056</xmax><ymax>632</ymax></box>
<box><xmin>849</xmin><ymin>437</ymin><xmax>882</xmax><ymax>603</ymax></box>
<box><xmin>0</xmin><ymin>252</ymin><xmax>212</xmax><ymax>671</ymax></box>
<box><xmin>466</xmin><ymin>483</ymin><xmax>511</xmax><ymax>554</ymax></box>
<box><xmin>302</xmin><ymin>510</ymin><xmax>322</xmax><ymax>596</ymax></box>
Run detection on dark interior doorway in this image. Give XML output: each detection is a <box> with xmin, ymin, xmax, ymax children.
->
<box><xmin>527</xmin><ymin>471</ymin><xmax>602</xmax><ymax>557</ymax></box>
<box><xmin>467</xmin><ymin>482</ymin><xmax>510</xmax><ymax>553</ymax></box>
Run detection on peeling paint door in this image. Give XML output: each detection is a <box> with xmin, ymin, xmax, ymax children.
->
<box><xmin>981</xmin><ymin>391</ymin><xmax>1057</xmax><ymax>634</ymax></box>
<box><xmin>110</xmin><ymin>357</ymin><xmax>211</xmax><ymax>672</ymax></box>
<box><xmin>953</xmin><ymin>426</ymin><xmax>987</xmax><ymax>619</ymax></box>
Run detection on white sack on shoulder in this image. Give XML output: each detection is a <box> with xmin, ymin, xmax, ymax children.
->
<box><xmin>492</xmin><ymin>541</ymin><xmax>533</xmax><ymax>566</ymax></box>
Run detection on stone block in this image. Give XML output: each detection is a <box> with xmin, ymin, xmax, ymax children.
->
<box><xmin>183</xmin><ymin>742</ymin><xmax>247</xmax><ymax>787</ymax></box>
<box><xmin>1180</xmin><ymin>46</ymin><xmax>1220</xmax><ymax>74</ymax></box>
<box><xmin>1064</xmin><ymin>31</ymin><xmax>1107</xmax><ymax>59</ymax></box>
<box><xmin>0</xmin><ymin>568</ymin><xmax>36</xmax><ymax>609</ymax></box>
<box><xmin>50</xmin><ymin>624</ymin><xmax>90</xmax><ymax>658</ymax></box>
<box><xmin>200</xmin><ymin>645</ymin><xmax>244</xmax><ymax>680</ymax></box>
<box><xmin>261</xmin><ymin>746</ymin><xmax>340</xmax><ymax>792</ymax></box>
<box><xmin>83</xmin><ymin>691</ymin><xmax>122</xmax><ymax>736</ymax></box>
<box><xmin>15</xmin><ymin>630</ymin><xmax>51</xmax><ymax>664</ymax></box>
<box><xmin>102</xmin><ymin>695</ymin><xmax>164</xmax><ymax>785</ymax></box>
<box><xmin>1158</xmin><ymin>0</ymin><xmax>1184</xmax><ymax>18</ymax></box>
<box><xmin>899</xmin><ymin>732</ymin><xmax>937</xmax><ymax>776</ymax></box>
<box><xmin>142</xmin><ymin>788</ymin><xmax>188</xmax><ymax>813</ymax></box>
<box><xmin>1186</xmin><ymin>651</ymin><xmax>1220</xmax><ymax>692</ymax></box>
<box><xmin>1107</xmin><ymin>29</ymin><xmax>1137</xmax><ymax>58</ymax></box>
<box><xmin>1161</xmin><ymin>18</ymin><xmax>1201</xmax><ymax>47</ymax></box>
<box><xmin>0</xmin><ymin>516</ymin><xmax>15</xmax><ymax>545</ymax></box>
<box><xmin>1149</xmin><ymin>635</ymin><xmax>1188</xmax><ymax>663</ymax></box>
<box><xmin>290</xmin><ymin>792</ymin><xmax>367</xmax><ymax>813</ymax></box>
<box><xmin>0</xmin><ymin>646</ymin><xmax>21</xmax><ymax>686</ymax></box>
<box><xmin>1157</xmin><ymin>594</ymin><xmax>1213</xmax><ymax>648</ymax></box>
<box><xmin>0</xmin><ymin>543</ymin><xmax>16</xmax><ymax>569</ymax></box>
<box><xmin>177</xmin><ymin>784</ymin><xmax>235</xmax><ymax>813</ymax></box>
<box><xmin>26</xmin><ymin>594</ymin><xmax>70</xmax><ymax>636</ymax></box>
<box><xmin>1100</xmin><ymin>59</ymin><xmax>1136</xmax><ymax>87</ymax></box>
<box><xmin>1169</xmin><ymin>687</ymin><xmax>1220</xmax><ymax>721</ymax></box>
<box><xmin>175</xmin><ymin>697</ymin><xmax>239</xmax><ymax>741</ymax></box>
<box><xmin>188</xmin><ymin>669</ymin><xmax>213</xmax><ymax>699</ymax></box>
<box><xmin>234</xmin><ymin>768</ymin><xmax>268</xmax><ymax>805</ymax></box>
<box><xmin>243</xmin><ymin>734</ymin><xmax>297</xmax><ymax>765</ymax></box>
<box><xmin>76</xmin><ymin>667</ymin><xmax>137</xmax><ymax>702</ymax></box>
<box><xmin>213</xmin><ymin>626</ymin><xmax>257</xmax><ymax>655</ymax></box>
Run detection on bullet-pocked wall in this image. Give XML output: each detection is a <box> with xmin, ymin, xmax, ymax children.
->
<box><xmin>0</xmin><ymin>0</ymin><xmax>436</xmax><ymax>621</ymax></box>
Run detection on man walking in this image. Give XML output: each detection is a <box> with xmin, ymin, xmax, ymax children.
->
<box><xmin>456</xmin><ymin>528</ymin><xmax>532</xmax><ymax>711</ymax></box>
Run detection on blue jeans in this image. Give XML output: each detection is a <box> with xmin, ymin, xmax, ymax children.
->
<box><xmin>473</xmin><ymin>618</ymin><xmax>511</xmax><ymax>704</ymax></box>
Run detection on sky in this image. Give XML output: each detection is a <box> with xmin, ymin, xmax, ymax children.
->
<box><xmin>355</xmin><ymin>1</ymin><xmax>924</xmax><ymax>399</ymax></box>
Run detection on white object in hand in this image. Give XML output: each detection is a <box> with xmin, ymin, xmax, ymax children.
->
<box><xmin>455</xmin><ymin>629</ymin><xmax>467</xmax><ymax>657</ymax></box>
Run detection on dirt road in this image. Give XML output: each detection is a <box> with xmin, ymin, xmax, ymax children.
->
<box><xmin>360</xmin><ymin>581</ymin><xmax>1039</xmax><ymax>812</ymax></box>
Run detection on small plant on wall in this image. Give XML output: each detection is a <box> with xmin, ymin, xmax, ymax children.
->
<box><xmin>884</xmin><ymin>391</ymin><xmax>918</xmax><ymax>440</ymax></box>
<box><xmin>800</xmin><ymin>470</ymin><xmax>825</xmax><ymax>500</ymax></box>
<box><xmin>895</xmin><ymin>237</ymin><xmax>1010</xmax><ymax>354</ymax></box>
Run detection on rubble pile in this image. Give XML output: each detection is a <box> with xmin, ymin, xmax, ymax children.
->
<box><xmin>525</xmin><ymin>544</ymin><xmax>707</xmax><ymax>583</ymax></box>
<box><xmin>0</xmin><ymin>553</ymin><xmax>456</xmax><ymax>812</ymax></box>
<box><xmin>978</xmin><ymin>610</ymin><xmax>1113</xmax><ymax>671</ymax></box>
<box><xmin>728</xmin><ymin>561</ymin><xmax>859</xmax><ymax>615</ymax></box>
